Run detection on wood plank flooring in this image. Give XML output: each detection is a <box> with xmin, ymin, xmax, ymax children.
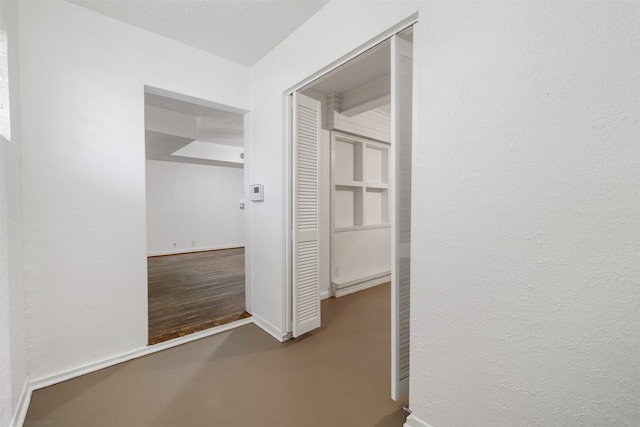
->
<box><xmin>147</xmin><ymin>248</ymin><xmax>249</xmax><ymax>345</ymax></box>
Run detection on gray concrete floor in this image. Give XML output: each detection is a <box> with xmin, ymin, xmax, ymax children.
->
<box><xmin>25</xmin><ymin>283</ymin><xmax>408</xmax><ymax>426</ymax></box>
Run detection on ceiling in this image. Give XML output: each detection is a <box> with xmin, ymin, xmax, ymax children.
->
<box><xmin>67</xmin><ymin>0</ymin><xmax>330</xmax><ymax>66</ymax></box>
<box><xmin>145</xmin><ymin>92</ymin><xmax>245</xmax><ymax>168</ymax></box>
<box><xmin>306</xmin><ymin>41</ymin><xmax>390</xmax><ymax>95</ymax></box>
<box><xmin>146</xmin><ymin>93</ymin><xmax>244</xmax><ymax>143</ymax></box>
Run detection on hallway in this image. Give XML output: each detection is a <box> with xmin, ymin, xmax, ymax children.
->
<box><xmin>25</xmin><ymin>283</ymin><xmax>407</xmax><ymax>426</ymax></box>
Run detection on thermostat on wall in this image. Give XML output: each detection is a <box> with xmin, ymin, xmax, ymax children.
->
<box><xmin>250</xmin><ymin>184</ymin><xmax>264</xmax><ymax>202</ymax></box>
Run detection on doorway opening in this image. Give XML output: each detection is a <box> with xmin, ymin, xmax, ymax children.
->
<box><xmin>300</xmin><ymin>40</ymin><xmax>393</xmax><ymax>302</ymax></box>
<box><xmin>144</xmin><ymin>88</ymin><xmax>250</xmax><ymax>345</ymax></box>
<box><xmin>287</xmin><ymin>23</ymin><xmax>414</xmax><ymax>402</ymax></box>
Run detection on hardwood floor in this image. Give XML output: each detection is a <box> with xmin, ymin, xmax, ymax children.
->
<box><xmin>147</xmin><ymin>248</ymin><xmax>249</xmax><ymax>345</ymax></box>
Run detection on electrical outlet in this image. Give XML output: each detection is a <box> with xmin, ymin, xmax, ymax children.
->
<box><xmin>173</xmin><ymin>242</ymin><xmax>176</xmax><ymax>247</ymax></box>
<box><xmin>191</xmin><ymin>241</ymin><xmax>196</xmax><ymax>247</ymax></box>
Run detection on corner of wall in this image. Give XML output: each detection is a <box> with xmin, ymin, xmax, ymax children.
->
<box><xmin>0</xmin><ymin>0</ymin><xmax>29</xmax><ymax>425</ymax></box>
<box><xmin>9</xmin><ymin>377</ymin><xmax>31</xmax><ymax>427</ymax></box>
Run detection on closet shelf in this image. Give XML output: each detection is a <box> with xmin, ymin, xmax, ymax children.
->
<box><xmin>332</xmin><ymin>131</ymin><xmax>390</xmax><ymax>231</ymax></box>
<box><xmin>335</xmin><ymin>224</ymin><xmax>391</xmax><ymax>233</ymax></box>
<box><xmin>335</xmin><ymin>180</ymin><xmax>364</xmax><ymax>188</ymax></box>
<box><xmin>364</xmin><ymin>182</ymin><xmax>389</xmax><ymax>190</ymax></box>
<box><xmin>335</xmin><ymin>181</ymin><xmax>388</xmax><ymax>190</ymax></box>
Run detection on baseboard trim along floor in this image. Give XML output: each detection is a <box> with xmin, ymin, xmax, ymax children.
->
<box><xmin>332</xmin><ymin>272</ymin><xmax>390</xmax><ymax>297</ymax></box>
<box><xmin>10</xmin><ymin>376</ymin><xmax>31</xmax><ymax>427</ymax></box>
<box><xmin>29</xmin><ymin>317</ymin><xmax>253</xmax><ymax>391</ymax></box>
<box><xmin>147</xmin><ymin>244</ymin><xmax>245</xmax><ymax>257</ymax></box>
<box><xmin>252</xmin><ymin>313</ymin><xmax>290</xmax><ymax>342</ymax></box>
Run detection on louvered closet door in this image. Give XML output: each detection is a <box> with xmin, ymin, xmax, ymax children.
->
<box><xmin>292</xmin><ymin>93</ymin><xmax>322</xmax><ymax>338</ymax></box>
<box><xmin>391</xmin><ymin>33</ymin><xmax>413</xmax><ymax>401</ymax></box>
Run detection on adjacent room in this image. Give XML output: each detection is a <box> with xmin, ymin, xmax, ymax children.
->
<box><xmin>144</xmin><ymin>89</ymin><xmax>249</xmax><ymax>344</ymax></box>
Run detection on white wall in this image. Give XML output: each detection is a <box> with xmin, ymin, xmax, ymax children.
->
<box><xmin>0</xmin><ymin>0</ymin><xmax>27</xmax><ymax>423</ymax></box>
<box><xmin>411</xmin><ymin>3</ymin><xmax>639</xmax><ymax>425</ymax></box>
<box><xmin>250</xmin><ymin>1</ymin><xmax>639</xmax><ymax>425</ymax></box>
<box><xmin>19</xmin><ymin>0</ymin><xmax>250</xmax><ymax>382</ymax></box>
<box><xmin>146</xmin><ymin>160</ymin><xmax>244</xmax><ymax>255</ymax></box>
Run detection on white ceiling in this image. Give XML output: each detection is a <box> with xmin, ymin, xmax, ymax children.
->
<box><xmin>306</xmin><ymin>41</ymin><xmax>391</xmax><ymax>95</ymax></box>
<box><xmin>68</xmin><ymin>0</ymin><xmax>330</xmax><ymax>66</ymax></box>
<box><xmin>145</xmin><ymin>93</ymin><xmax>244</xmax><ymax>142</ymax></box>
<box><xmin>144</xmin><ymin>92</ymin><xmax>245</xmax><ymax>167</ymax></box>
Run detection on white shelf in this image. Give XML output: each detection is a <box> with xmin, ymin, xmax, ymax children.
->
<box><xmin>364</xmin><ymin>182</ymin><xmax>389</xmax><ymax>189</ymax></box>
<box><xmin>335</xmin><ymin>224</ymin><xmax>390</xmax><ymax>233</ymax></box>
<box><xmin>332</xmin><ymin>131</ymin><xmax>389</xmax><ymax>229</ymax></box>
<box><xmin>335</xmin><ymin>180</ymin><xmax>364</xmax><ymax>188</ymax></box>
<box><xmin>330</xmin><ymin>129</ymin><xmax>391</xmax><ymax>290</ymax></box>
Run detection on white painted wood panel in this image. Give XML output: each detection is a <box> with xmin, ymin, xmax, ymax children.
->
<box><xmin>292</xmin><ymin>93</ymin><xmax>322</xmax><ymax>337</ymax></box>
<box><xmin>331</xmin><ymin>131</ymin><xmax>391</xmax><ymax>291</ymax></box>
<box><xmin>331</xmin><ymin>109</ymin><xmax>391</xmax><ymax>143</ymax></box>
<box><xmin>333</xmin><ymin>228</ymin><xmax>391</xmax><ymax>282</ymax></box>
<box><xmin>391</xmin><ymin>33</ymin><xmax>412</xmax><ymax>401</ymax></box>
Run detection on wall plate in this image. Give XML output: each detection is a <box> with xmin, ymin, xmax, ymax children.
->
<box><xmin>250</xmin><ymin>184</ymin><xmax>264</xmax><ymax>201</ymax></box>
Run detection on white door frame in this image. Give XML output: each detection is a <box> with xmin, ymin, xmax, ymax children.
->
<box><xmin>283</xmin><ymin>14</ymin><xmax>419</xmax><ymax>334</ymax></box>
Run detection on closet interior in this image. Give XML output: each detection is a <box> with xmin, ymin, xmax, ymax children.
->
<box><xmin>301</xmin><ymin>40</ymin><xmax>392</xmax><ymax>299</ymax></box>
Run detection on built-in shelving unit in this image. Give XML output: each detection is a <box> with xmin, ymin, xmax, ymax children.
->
<box><xmin>332</xmin><ymin>131</ymin><xmax>390</xmax><ymax>232</ymax></box>
<box><xmin>330</xmin><ymin>130</ymin><xmax>391</xmax><ymax>296</ymax></box>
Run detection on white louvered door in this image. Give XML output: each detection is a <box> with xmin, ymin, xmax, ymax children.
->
<box><xmin>391</xmin><ymin>33</ymin><xmax>413</xmax><ymax>401</ymax></box>
<box><xmin>292</xmin><ymin>93</ymin><xmax>322</xmax><ymax>338</ymax></box>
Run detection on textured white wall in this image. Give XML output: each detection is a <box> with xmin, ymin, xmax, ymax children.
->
<box><xmin>251</xmin><ymin>1</ymin><xmax>639</xmax><ymax>425</ymax></box>
<box><xmin>145</xmin><ymin>160</ymin><xmax>244</xmax><ymax>255</ymax></box>
<box><xmin>19</xmin><ymin>0</ymin><xmax>250</xmax><ymax>381</ymax></box>
<box><xmin>0</xmin><ymin>0</ymin><xmax>27</xmax><ymax>424</ymax></box>
<box><xmin>411</xmin><ymin>3</ymin><xmax>639</xmax><ymax>425</ymax></box>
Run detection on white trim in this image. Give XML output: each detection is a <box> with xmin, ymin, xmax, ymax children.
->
<box><xmin>404</xmin><ymin>413</ymin><xmax>435</xmax><ymax>427</ymax></box>
<box><xmin>319</xmin><ymin>289</ymin><xmax>331</xmax><ymax>300</ymax></box>
<box><xmin>243</xmin><ymin>111</ymin><xmax>253</xmax><ymax>314</ymax></box>
<box><xmin>30</xmin><ymin>317</ymin><xmax>253</xmax><ymax>391</ymax></box>
<box><xmin>252</xmin><ymin>313</ymin><xmax>290</xmax><ymax>342</ymax></box>
<box><xmin>147</xmin><ymin>244</ymin><xmax>244</xmax><ymax>257</ymax></box>
<box><xmin>333</xmin><ymin>272</ymin><xmax>390</xmax><ymax>298</ymax></box>
<box><xmin>283</xmin><ymin>93</ymin><xmax>294</xmax><ymax>334</ymax></box>
<box><xmin>335</xmin><ymin>224</ymin><xmax>390</xmax><ymax>233</ymax></box>
<box><xmin>10</xmin><ymin>376</ymin><xmax>31</xmax><ymax>427</ymax></box>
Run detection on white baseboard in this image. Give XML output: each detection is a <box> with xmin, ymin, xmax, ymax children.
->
<box><xmin>30</xmin><ymin>317</ymin><xmax>253</xmax><ymax>391</ymax></box>
<box><xmin>404</xmin><ymin>413</ymin><xmax>435</xmax><ymax>427</ymax></box>
<box><xmin>332</xmin><ymin>272</ymin><xmax>390</xmax><ymax>297</ymax></box>
<box><xmin>252</xmin><ymin>313</ymin><xmax>290</xmax><ymax>342</ymax></box>
<box><xmin>147</xmin><ymin>244</ymin><xmax>244</xmax><ymax>257</ymax></box>
<box><xmin>10</xmin><ymin>376</ymin><xmax>31</xmax><ymax>427</ymax></box>
<box><xmin>319</xmin><ymin>289</ymin><xmax>331</xmax><ymax>300</ymax></box>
